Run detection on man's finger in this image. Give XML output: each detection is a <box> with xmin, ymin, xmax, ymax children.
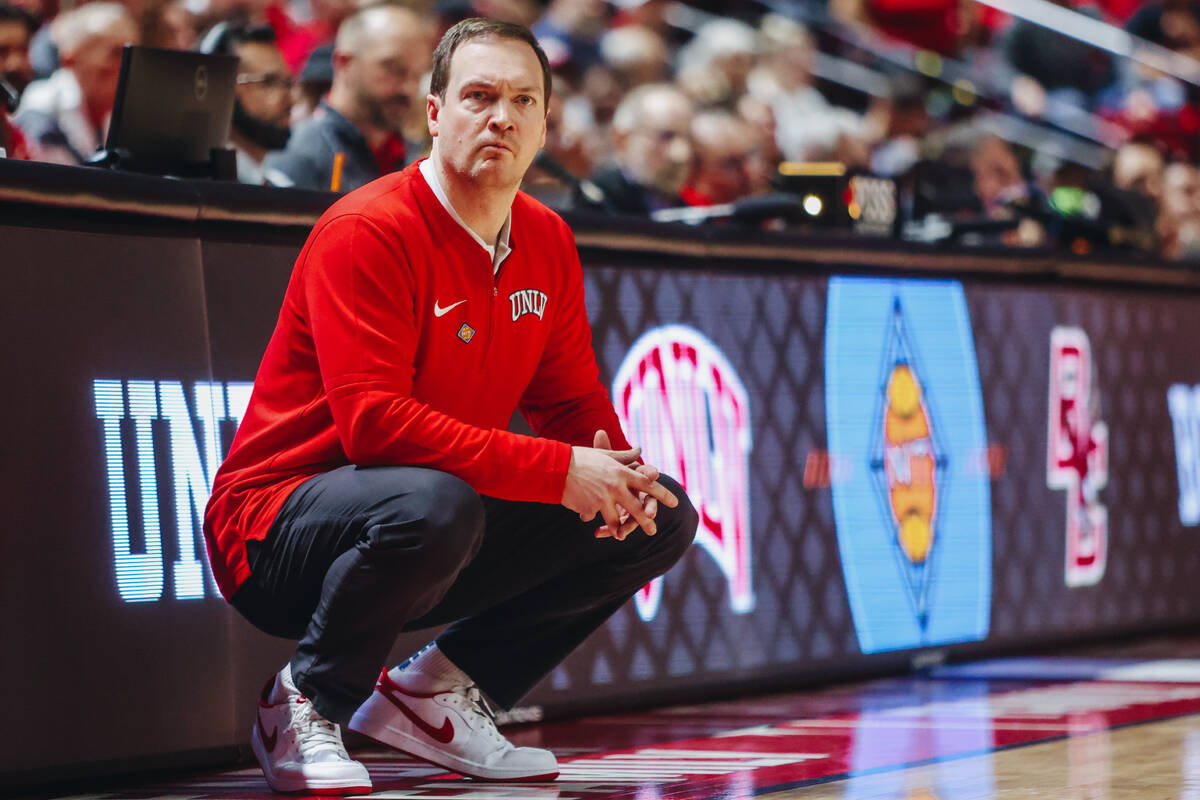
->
<box><xmin>634</xmin><ymin>463</ymin><xmax>660</xmax><ymax>482</ymax></box>
<box><xmin>602</xmin><ymin>446</ymin><xmax>641</xmax><ymax>465</ymax></box>
<box><xmin>616</xmin><ymin>486</ymin><xmax>657</xmax><ymax>536</ymax></box>
<box><xmin>644</xmin><ymin>497</ymin><xmax>659</xmax><ymax>527</ymax></box>
<box><xmin>617</xmin><ymin>516</ymin><xmax>640</xmax><ymax>539</ymax></box>
<box><xmin>593</xmin><ymin>429</ymin><xmax>612</xmax><ymax>450</ymax></box>
<box><xmin>629</xmin><ymin>471</ymin><xmax>679</xmax><ymax>509</ymax></box>
<box><xmin>599</xmin><ymin>502</ymin><xmax>623</xmax><ymax>536</ymax></box>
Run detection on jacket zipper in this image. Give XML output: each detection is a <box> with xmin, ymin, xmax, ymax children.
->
<box><xmin>482</xmin><ymin>255</ymin><xmax>500</xmax><ymax>361</ymax></box>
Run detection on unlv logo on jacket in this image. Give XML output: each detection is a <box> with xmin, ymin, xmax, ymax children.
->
<box><xmin>509</xmin><ymin>289</ymin><xmax>548</xmax><ymax>322</ymax></box>
<box><xmin>612</xmin><ymin>324</ymin><xmax>754</xmax><ymax>622</ymax></box>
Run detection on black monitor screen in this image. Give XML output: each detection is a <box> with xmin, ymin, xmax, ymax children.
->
<box><xmin>105</xmin><ymin>46</ymin><xmax>238</xmax><ymax>174</ymax></box>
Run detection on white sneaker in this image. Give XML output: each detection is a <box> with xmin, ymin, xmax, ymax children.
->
<box><xmin>348</xmin><ymin>668</ymin><xmax>559</xmax><ymax>781</ymax></box>
<box><xmin>251</xmin><ymin>665</ymin><xmax>373</xmax><ymax>796</ymax></box>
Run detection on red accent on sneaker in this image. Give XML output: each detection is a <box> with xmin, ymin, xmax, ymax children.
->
<box><xmin>257</xmin><ymin>709</ymin><xmax>280</xmax><ymax>752</ymax></box>
<box><xmin>302</xmin><ymin>786</ymin><xmax>373</xmax><ymax>796</ymax></box>
<box><xmin>374</xmin><ymin>669</ymin><xmax>456</xmax><ymax>744</ymax></box>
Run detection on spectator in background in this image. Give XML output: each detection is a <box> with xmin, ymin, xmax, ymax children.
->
<box><xmin>265</xmin><ymin>4</ymin><xmax>430</xmax><ymax>191</ymax></box>
<box><xmin>292</xmin><ymin>42</ymin><xmax>332</xmax><ymax>124</ymax></box>
<box><xmin>1110</xmin><ymin>140</ymin><xmax>1167</xmax><ymax>250</ymax></box>
<box><xmin>675</xmin><ymin>17</ymin><xmax>756</xmax><ymax>108</ymax></box>
<box><xmin>532</xmin><ymin>0</ymin><xmax>609</xmax><ymax>74</ymax></box>
<box><xmin>680</xmin><ymin>109</ymin><xmax>760</xmax><ymax>206</ymax></box>
<box><xmin>735</xmin><ymin>93</ymin><xmax>782</xmax><ymax>191</ymax></box>
<box><xmin>0</xmin><ymin>2</ymin><xmax>32</xmax><ymax>159</ymax></box>
<box><xmin>1</xmin><ymin>109</ymin><xmax>32</xmax><ymax>157</ymax></box>
<box><xmin>598</xmin><ymin>24</ymin><xmax>667</xmax><ymax>88</ymax></box>
<box><xmin>748</xmin><ymin>15</ymin><xmax>860</xmax><ymax>162</ymax></box>
<box><xmin>140</xmin><ymin>0</ymin><xmax>194</xmax><ymax>50</ymax></box>
<box><xmin>0</xmin><ymin>2</ymin><xmax>35</xmax><ymax>97</ymax></box>
<box><xmin>1113</xmin><ymin>140</ymin><xmax>1166</xmax><ymax>205</ymax></box>
<box><xmin>190</xmin><ymin>0</ymin><xmax>270</xmax><ymax>41</ymax></box>
<box><xmin>1161</xmin><ymin>161</ymin><xmax>1200</xmax><ymax>257</ymax></box>
<box><xmin>830</xmin><ymin>0</ymin><xmax>962</xmax><ymax>56</ymax></box>
<box><xmin>866</xmin><ymin>73</ymin><xmax>931</xmax><ymax>177</ymax></box>
<box><xmin>520</xmin><ymin>76</ymin><xmax>597</xmax><ymax>205</ymax></box>
<box><xmin>16</xmin><ymin>2</ymin><xmax>136</xmax><ymax>165</ymax></box>
<box><xmin>970</xmin><ymin>134</ymin><xmax>1028</xmax><ymax>216</ymax></box>
<box><xmin>967</xmin><ymin>133</ymin><xmax>1045</xmax><ymax>246</ymax></box>
<box><xmin>574</xmin><ymin>81</ymin><xmax>692</xmax><ymax>214</ymax></box>
<box><xmin>208</xmin><ymin>23</ymin><xmax>293</xmax><ymax>184</ymax></box>
<box><xmin>1002</xmin><ymin>0</ymin><xmax>1116</xmax><ymax>119</ymax></box>
<box><xmin>266</xmin><ymin>0</ymin><xmax>356</xmax><ymax>73</ymax></box>
<box><xmin>1126</xmin><ymin>0</ymin><xmax>1200</xmax><ymax>50</ymax></box>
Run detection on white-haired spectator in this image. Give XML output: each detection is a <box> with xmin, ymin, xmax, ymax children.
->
<box><xmin>574</xmin><ymin>81</ymin><xmax>693</xmax><ymax>214</ymax></box>
<box><xmin>599</xmin><ymin>24</ymin><xmax>667</xmax><ymax>87</ymax></box>
<box><xmin>675</xmin><ymin>17</ymin><xmax>757</xmax><ymax>107</ymax></box>
<box><xmin>15</xmin><ymin>1</ymin><xmax>137</xmax><ymax>165</ymax></box>
<box><xmin>747</xmin><ymin>13</ymin><xmax>861</xmax><ymax>162</ymax></box>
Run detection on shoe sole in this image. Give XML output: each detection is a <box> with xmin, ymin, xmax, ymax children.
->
<box><xmin>348</xmin><ymin>706</ymin><xmax>559</xmax><ymax>782</ymax></box>
<box><xmin>252</xmin><ymin>722</ymin><xmax>373</xmax><ymax>796</ymax></box>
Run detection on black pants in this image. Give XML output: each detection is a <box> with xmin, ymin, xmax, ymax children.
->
<box><xmin>231</xmin><ymin>465</ymin><xmax>698</xmax><ymax>724</ymax></box>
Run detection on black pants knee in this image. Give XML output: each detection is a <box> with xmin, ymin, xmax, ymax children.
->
<box><xmin>232</xmin><ymin>465</ymin><xmax>697</xmax><ymax>723</ymax></box>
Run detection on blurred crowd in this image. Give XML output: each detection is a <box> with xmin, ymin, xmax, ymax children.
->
<box><xmin>3</xmin><ymin>0</ymin><xmax>1200</xmax><ymax>259</ymax></box>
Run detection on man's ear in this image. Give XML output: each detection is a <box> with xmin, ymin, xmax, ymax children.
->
<box><xmin>331</xmin><ymin>48</ymin><xmax>352</xmax><ymax>73</ymax></box>
<box><xmin>426</xmin><ymin>93</ymin><xmax>440</xmax><ymax>137</ymax></box>
<box><xmin>538</xmin><ymin>98</ymin><xmax>549</xmax><ymax>150</ymax></box>
<box><xmin>612</xmin><ymin>128</ymin><xmax>629</xmax><ymax>155</ymax></box>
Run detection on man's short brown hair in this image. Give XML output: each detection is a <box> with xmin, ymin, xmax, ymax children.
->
<box><xmin>430</xmin><ymin>18</ymin><xmax>551</xmax><ymax>112</ymax></box>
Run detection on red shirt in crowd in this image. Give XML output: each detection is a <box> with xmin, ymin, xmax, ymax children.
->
<box><xmin>204</xmin><ymin>160</ymin><xmax>630</xmax><ymax>600</ymax></box>
<box><xmin>265</xmin><ymin>3</ymin><xmax>336</xmax><ymax>74</ymax></box>
<box><xmin>2</xmin><ymin>114</ymin><xmax>32</xmax><ymax>160</ymax></box>
<box><xmin>371</xmin><ymin>132</ymin><xmax>407</xmax><ymax>176</ymax></box>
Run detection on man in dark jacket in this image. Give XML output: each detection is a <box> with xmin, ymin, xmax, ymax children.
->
<box><xmin>573</xmin><ymin>82</ymin><xmax>693</xmax><ymax>215</ymax></box>
<box><xmin>265</xmin><ymin>4</ymin><xmax>428</xmax><ymax>191</ymax></box>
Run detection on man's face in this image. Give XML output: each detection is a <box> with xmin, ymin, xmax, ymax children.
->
<box><xmin>344</xmin><ymin>25</ymin><xmax>428</xmax><ymax>131</ymax></box>
<box><xmin>1115</xmin><ymin>145</ymin><xmax>1165</xmax><ymax>204</ymax></box>
<box><xmin>0</xmin><ymin>20</ymin><xmax>32</xmax><ymax>93</ymax></box>
<box><xmin>694</xmin><ymin>131</ymin><xmax>757</xmax><ymax>204</ymax></box>
<box><xmin>972</xmin><ymin>139</ymin><xmax>1023</xmax><ymax>209</ymax></box>
<box><xmin>235</xmin><ymin>41</ymin><xmax>292</xmax><ymax>129</ymax></box>
<box><xmin>68</xmin><ymin>21</ymin><xmax>137</xmax><ymax>114</ymax></box>
<box><xmin>619</xmin><ymin>93</ymin><xmax>691</xmax><ymax>195</ymax></box>
<box><xmin>428</xmin><ymin>36</ymin><xmax>547</xmax><ymax>190</ymax></box>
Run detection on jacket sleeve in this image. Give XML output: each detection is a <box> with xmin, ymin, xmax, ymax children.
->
<box><xmin>518</xmin><ymin>223</ymin><xmax>632</xmax><ymax>452</ymax></box>
<box><xmin>301</xmin><ymin>212</ymin><xmax>572</xmax><ymax>502</ymax></box>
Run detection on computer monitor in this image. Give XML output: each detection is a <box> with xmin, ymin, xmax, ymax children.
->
<box><xmin>96</xmin><ymin>45</ymin><xmax>238</xmax><ymax>179</ymax></box>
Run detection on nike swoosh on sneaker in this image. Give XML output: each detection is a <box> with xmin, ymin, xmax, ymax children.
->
<box><xmin>258</xmin><ymin>710</ymin><xmax>279</xmax><ymax>752</ymax></box>
<box><xmin>434</xmin><ymin>299</ymin><xmax>467</xmax><ymax>317</ymax></box>
<box><xmin>378</xmin><ymin>682</ymin><xmax>456</xmax><ymax>744</ymax></box>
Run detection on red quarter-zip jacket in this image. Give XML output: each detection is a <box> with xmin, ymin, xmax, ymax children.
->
<box><xmin>203</xmin><ymin>160</ymin><xmax>631</xmax><ymax>601</ymax></box>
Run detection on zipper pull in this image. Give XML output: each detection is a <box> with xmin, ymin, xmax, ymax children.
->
<box><xmin>493</xmin><ymin>286</ymin><xmax>498</xmax><ymax>297</ymax></box>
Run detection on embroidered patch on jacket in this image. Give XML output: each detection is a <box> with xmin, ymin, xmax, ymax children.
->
<box><xmin>508</xmin><ymin>289</ymin><xmax>549</xmax><ymax>322</ymax></box>
<box><xmin>457</xmin><ymin>323</ymin><xmax>476</xmax><ymax>343</ymax></box>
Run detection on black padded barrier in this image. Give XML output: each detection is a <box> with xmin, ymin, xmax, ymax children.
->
<box><xmin>4</xmin><ymin>159</ymin><xmax>1200</xmax><ymax>786</ymax></box>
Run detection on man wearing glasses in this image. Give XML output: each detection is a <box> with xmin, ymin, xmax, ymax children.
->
<box><xmin>264</xmin><ymin>4</ymin><xmax>429</xmax><ymax>191</ymax></box>
<box><xmin>208</xmin><ymin>24</ymin><xmax>295</xmax><ymax>185</ymax></box>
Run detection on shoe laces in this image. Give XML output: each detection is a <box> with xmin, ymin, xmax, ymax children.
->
<box><xmin>292</xmin><ymin>698</ymin><xmax>350</xmax><ymax>762</ymax></box>
<box><xmin>450</xmin><ymin>685</ymin><xmax>510</xmax><ymax>750</ymax></box>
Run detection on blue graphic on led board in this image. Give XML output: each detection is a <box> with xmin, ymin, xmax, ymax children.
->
<box><xmin>825</xmin><ymin>277</ymin><xmax>991</xmax><ymax>654</ymax></box>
